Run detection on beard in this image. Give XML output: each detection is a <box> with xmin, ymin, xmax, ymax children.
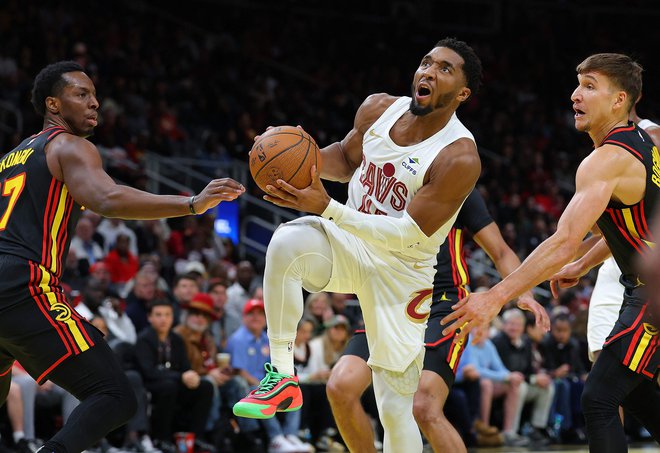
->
<box><xmin>410</xmin><ymin>98</ymin><xmax>432</xmax><ymax>116</ymax></box>
<box><xmin>409</xmin><ymin>84</ymin><xmax>456</xmax><ymax>116</ymax></box>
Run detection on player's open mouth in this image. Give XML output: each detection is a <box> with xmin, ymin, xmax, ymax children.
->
<box><xmin>574</xmin><ymin>107</ymin><xmax>585</xmax><ymax>118</ymax></box>
<box><xmin>416</xmin><ymin>83</ymin><xmax>431</xmax><ymax>100</ymax></box>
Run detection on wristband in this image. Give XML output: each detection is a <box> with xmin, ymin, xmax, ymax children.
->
<box><xmin>189</xmin><ymin>195</ymin><xmax>197</xmax><ymax>215</ymax></box>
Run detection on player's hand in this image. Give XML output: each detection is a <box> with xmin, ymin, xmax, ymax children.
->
<box><xmin>549</xmin><ymin>260</ymin><xmax>587</xmax><ymax>298</ymax></box>
<box><xmin>263</xmin><ymin>166</ymin><xmax>330</xmax><ymax>215</ymax></box>
<box><xmin>440</xmin><ymin>291</ymin><xmax>502</xmax><ymax>344</ymax></box>
<box><xmin>193</xmin><ymin>178</ymin><xmax>245</xmax><ymax>214</ymax></box>
<box><xmin>516</xmin><ymin>294</ymin><xmax>550</xmax><ymax>332</ymax></box>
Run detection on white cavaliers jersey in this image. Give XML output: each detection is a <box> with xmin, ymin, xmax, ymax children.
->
<box><xmin>346</xmin><ymin>96</ymin><xmax>476</xmax><ymax>264</ymax></box>
<box><xmin>638</xmin><ymin>118</ymin><xmax>660</xmax><ymax>130</ymax></box>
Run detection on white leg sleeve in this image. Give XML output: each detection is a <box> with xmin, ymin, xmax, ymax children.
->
<box><xmin>371</xmin><ymin>354</ymin><xmax>423</xmax><ymax>453</ymax></box>
<box><xmin>264</xmin><ymin>220</ymin><xmax>333</xmax><ymax>376</ymax></box>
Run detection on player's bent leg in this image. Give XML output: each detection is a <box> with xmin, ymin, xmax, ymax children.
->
<box><xmin>372</xmin><ymin>356</ymin><xmax>424</xmax><ymax>453</ymax></box>
<box><xmin>582</xmin><ymin>348</ymin><xmax>642</xmax><ymax>453</ymax></box>
<box><xmin>235</xmin><ymin>219</ymin><xmax>334</xmax><ymax>420</ymax></box>
<box><xmin>327</xmin><ymin>354</ymin><xmax>376</xmax><ymax>453</ymax></box>
<box><xmin>40</xmin><ymin>339</ymin><xmax>137</xmax><ymax>453</ymax></box>
<box><xmin>413</xmin><ymin>369</ymin><xmax>466</xmax><ymax>453</ymax></box>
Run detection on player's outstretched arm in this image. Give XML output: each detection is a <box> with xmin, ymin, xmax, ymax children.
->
<box><xmin>47</xmin><ymin>134</ymin><xmax>244</xmax><ymax>219</ymax></box>
<box><xmin>473</xmin><ymin>222</ymin><xmax>549</xmax><ymax>332</ymax></box>
<box><xmin>441</xmin><ymin>145</ymin><xmax>630</xmax><ymax>343</ymax></box>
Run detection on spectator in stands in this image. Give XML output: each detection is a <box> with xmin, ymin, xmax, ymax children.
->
<box><xmin>174</xmin><ymin>292</ymin><xmax>236</xmax><ymax>451</ymax></box>
<box><xmin>125</xmin><ymin>270</ymin><xmax>160</xmax><ymax>334</ymax></box>
<box><xmin>226</xmin><ymin>299</ymin><xmax>309</xmax><ymax>453</ymax></box>
<box><xmin>69</xmin><ymin>217</ymin><xmax>105</xmax><ymax>273</ymax></box>
<box><xmin>134</xmin><ymin>219</ymin><xmax>170</xmax><ymax>258</ymax></box>
<box><xmin>456</xmin><ymin>336</ymin><xmax>524</xmax><ymax>447</ymax></box>
<box><xmin>541</xmin><ymin>313</ymin><xmax>587</xmax><ymax>443</ymax></box>
<box><xmin>208</xmin><ymin>279</ymin><xmax>241</xmax><ymax>349</ymax></box>
<box><xmin>296</xmin><ymin>315</ymin><xmax>349</xmax><ymax>450</ymax></box>
<box><xmin>302</xmin><ymin>292</ymin><xmax>334</xmax><ymax>337</ymax></box>
<box><xmin>226</xmin><ymin>261</ymin><xmax>259</xmax><ymax>319</ymax></box>
<box><xmin>97</xmin><ymin>218</ymin><xmax>139</xmax><ymax>256</ymax></box>
<box><xmin>493</xmin><ymin>309</ymin><xmax>554</xmax><ymax>446</ymax></box>
<box><xmin>8</xmin><ymin>364</ymin><xmax>41</xmax><ymax>451</ymax></box>
<box><xmin>104</xmin><ymin>233</ymin><xmax>140</xmax><ymax>289</ymax></box>
<box><xmin>132</xmin><ymin>300</ymin><xmax>213</xmax><ymax>450</ymax></box>
<box><xmin>171</xmin><ymin>272</ymin><xmax>201</xmax><ymax>325</ymax></box>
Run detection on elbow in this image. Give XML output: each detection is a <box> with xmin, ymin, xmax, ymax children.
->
<box><xmin>87</xmin><ymin>190</ymin><xmax>122</xmax><ymax>218</ymax></box>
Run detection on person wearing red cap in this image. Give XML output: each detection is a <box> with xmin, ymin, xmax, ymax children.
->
<box><xmin>174</xmin><ymin>293</ymin><xmax>239</xmax><ymax>450</ymax></box>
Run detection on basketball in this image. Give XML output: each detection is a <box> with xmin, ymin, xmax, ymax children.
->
<box><xmin>249</xmin><ymin>126</ymin><xmax>321</xmax><ymax>192</ymax></box>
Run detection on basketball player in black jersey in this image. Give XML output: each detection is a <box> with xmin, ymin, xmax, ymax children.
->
<box><xmin>443</xmin><ymin>54</ymin><xmax>660</xmax><ymax>452</ymax></box>
<box><xmin>0</xmin><ymin>61</ymin><xmax>244</xmax><ymax>452</ymax></box>
<box><xmin>326</xmin><ymin>188</ymin><xmax>548</xmax><ymax>453</ymax></box>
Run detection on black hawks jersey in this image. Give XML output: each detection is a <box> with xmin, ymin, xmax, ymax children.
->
<box><xmin>596</xmin><ymin>122</ymin><xmax>659</xmax><ymax>285</ymax></box>
<box><xmin>0</xmin><ymin>126</ymin><xmax>82</xmax><ymax>280</ymax></box>
<box><xmin>431</xmin><ymin>188</ymin><xmax>494</xmax><ymax>317</ymax></box>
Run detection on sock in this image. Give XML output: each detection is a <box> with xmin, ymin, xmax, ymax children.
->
<box><xmin>269</xmin><ymin>337</ymin><xmax>296</xmax><ymax>376</ymax></box>
<box><xmin>13</xmin><ymin>431</ymin><xmax>25</xmax><ymax>442</ymax></box>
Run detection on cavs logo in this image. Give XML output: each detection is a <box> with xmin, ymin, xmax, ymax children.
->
<box><xmin>643</xmin><ymin>322</ymin><xmax>659</xmax><ymax>336</ymax></box>
<box><xmin>50</xmin><ymin>303</ymin><xmax>72</xmax><ymax>322</ymax></box>
<box><xmin>405</xmin><ymin>289</ymin><xmax>433</xmax><ymax>323</ymax></box>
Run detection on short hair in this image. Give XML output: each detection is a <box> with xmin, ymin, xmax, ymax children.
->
<box><xmin>435</xmin><ymin>38</ymin><xmax>482</xmax><ymax>98</ymax></box>
<box><xmin>502</xmin><ymin>308</ymin><xmax>525</xmax><ymax>323</ymax></box>
<box><xmin>552</xmin><ymin>313</ymin><xmax>571</xmax><ymax>326</ymax></box>
<box><xmin>147</xmin><ymin>299</ymin><xmax>173</xmax><ymax>314</ymax></box>
<box><xmin>576</xmin><ymin>53</ymin><xmax>643</xmax><ymax>113</ymax></box>
<box><xmin>173</xmin><ymin>272</ymin><xmax>200</xmax><ymax>288</ymax></box>
<box><xmin>31</xmin><ymin>61</ymin><xmax>84</xmax><ymax>117</ymax></box>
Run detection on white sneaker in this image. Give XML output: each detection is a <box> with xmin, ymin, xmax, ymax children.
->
<box><xmin>285</xmin><ymin>434</ymin><xmax>314</xmax><ymax>452</ymax></box>
<box><xmin>139</xmin><ymin>435</ymin><xmax>162</xmax><ymax>453</ymax></box>
<box><xmin>268</xmin><ymin>434</ymin><xmax>299</xmax><ymax>453</ymax></box>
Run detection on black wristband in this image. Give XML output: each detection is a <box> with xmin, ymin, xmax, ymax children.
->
<box><xmin>189</xmin><ymin>195</ymin><xmax>197</xmax><ymax>215</ymax></box>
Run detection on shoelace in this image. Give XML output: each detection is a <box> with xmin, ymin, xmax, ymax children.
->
<box><xmin>254</xmin><ymin>363</ymin><xmax>285</xmax><ymax>394</ymax></box>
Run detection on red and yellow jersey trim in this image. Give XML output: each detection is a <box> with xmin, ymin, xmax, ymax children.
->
<box><xmin>41</xmin><ymin>180</ymin><xmax>74</xmax><ymax>277</ymax></box>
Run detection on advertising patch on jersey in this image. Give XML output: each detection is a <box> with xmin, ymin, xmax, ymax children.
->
<box><xmin>402</xmin><ymin>157</ymin><xmax>420</xmax><ymax>175</ymax></box>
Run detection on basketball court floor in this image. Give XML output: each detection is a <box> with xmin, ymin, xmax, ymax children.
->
<box><xmin>471</xmin><ymin>442</ymin><xmax>660</xmax><ymax>452</ymax></box>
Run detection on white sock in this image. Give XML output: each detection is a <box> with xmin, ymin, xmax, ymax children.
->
<box><xmin>269</xmin><ymin>337</ymin><xmax>295</xmax><ymax>376</ymax></box>
<box><xmin>13</xmin><ymin>431</ymin><xmax>25</xmax><ymax>442</ymax></box>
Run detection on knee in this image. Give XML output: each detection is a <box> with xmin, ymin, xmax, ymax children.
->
<box><xmin>580</xmin><ymin>380</ymin><xmax>605</xmax><ymax>415</ymax></box>
<box><xmin>412</xmin><ymin>389</ymin><xmax>442</xmax><ymax>426</ymax></box>
<box><xmin>480</xmin><ymin>378</ymin><xmax>493</xmax><ymax>394</ymax></box>
<box><xmin>326</xmin><ymin>373</ymin><xmax>360</xmax><ymax>407</ymax></box>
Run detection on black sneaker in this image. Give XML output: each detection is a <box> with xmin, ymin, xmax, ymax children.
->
<box><xmin>16</xmin><ymin>439</ymin><xmax>42</xmax><ymax>453</ymax></box>
<box><xmin>528</xmin><ymin>428</ymin><xmax>551</xmax><ymax>446</ymax></box>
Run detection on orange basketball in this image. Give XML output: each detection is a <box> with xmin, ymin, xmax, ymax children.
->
<box><xmin>249</xmin><ymin>126</ymin><xmax>321</xmax><ymax>192</ymax></box>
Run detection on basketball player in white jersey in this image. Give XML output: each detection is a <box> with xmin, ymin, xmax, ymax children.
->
<box><xmin>233</xmin><ymin>38</ymin><xmax>483</xmax><ymax>453</ymax></box>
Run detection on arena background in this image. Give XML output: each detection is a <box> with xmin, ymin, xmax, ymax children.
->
<box><xmin>1</xmin><ymin>0</ymin><xmax>660</xmax><ymax>452</ymax></box>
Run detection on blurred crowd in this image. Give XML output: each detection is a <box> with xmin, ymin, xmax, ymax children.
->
<box><xmin>1</xmin><ymin>0</ymin><xmax>660</xmax><ymax>452</ymax></box>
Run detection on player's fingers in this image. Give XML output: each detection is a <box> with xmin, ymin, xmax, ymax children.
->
<box><xmin>550</xmin><ymin>279</ymin><xmax>559</xmax><ymax>298</ymax></box>
<box><xmin>454</xmin><ymin>322</ymin><xmax>473</xmax><ymax>344</ymax></box>
<box><xmin>311</xmin><ymin>165</ymin><xmax>321</xmax><ymax>184</ymax></box>
<box><xmin>275</xmin><ymin>179</ymin><xmax>300</xmax><ymax>195</ymax></box>
<box><xmin>540</xmin><ymin>308</ymin><xmax>550</xmax><ymax>331</ymax></box>
<box><xmin>451</xmin><ymin>295</ymin><xmax>470</xmax><ymax>311</ymax></box>
<box><xmin>441</xmin><ymin>312</ymin><xmax>466</xmax><ymax>336</ymax></box>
